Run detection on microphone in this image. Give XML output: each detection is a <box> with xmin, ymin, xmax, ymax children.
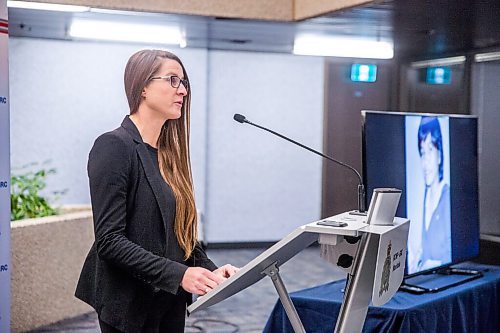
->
<box><xmin>233</xmin><ymin>113</ymin><xmax>366</xmax><ymax>214</ymax></box>
<box><xmin>233</xmin><ymin>113</ymin><xmax>247</xmax><ymax>123</ymax></box>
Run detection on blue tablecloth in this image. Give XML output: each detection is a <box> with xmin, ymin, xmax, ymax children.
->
<box><xmin>263</xmin><ymin>264</ymin><xmax>500</xmax><ymax>333</ymax></box>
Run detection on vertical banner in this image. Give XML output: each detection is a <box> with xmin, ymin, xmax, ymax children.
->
<box><xmin>0</xmin><ymin>0</ymin><xmax>9</xmax><ymax>331</ymax></box>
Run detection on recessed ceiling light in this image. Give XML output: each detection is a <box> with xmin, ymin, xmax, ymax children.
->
<box><xmin>293</xmin><ymin>34</ymin><xmax>393</xmax><ymax>59</ymax></box>
<box><xmin>69</xmin><ymin>19</ymin><xmax>185</xmax><ymax>46</ymax></box>
<box><xmin>410</xmin><ymin>56</ymin><xmax>466</xmax><ymax>68</ymax></box>
<box><xmin>7</xmin><ymin>0</ymin><xmax>89</xmax><ymax>12</ymax></box>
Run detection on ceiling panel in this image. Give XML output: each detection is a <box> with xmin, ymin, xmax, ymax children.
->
<box><xmin>9</xmin><ymin>1</ymin><xmax>500</xmax><ymax>58</ymax></box>
<box><xmin>7</xmin><ymin>1</ymin><xmax>394</xmax><ymax>54</ymax></box>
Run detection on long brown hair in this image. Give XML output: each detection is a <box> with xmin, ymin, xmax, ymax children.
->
<box><xmin>124</xmin><ymin>49</ymin><xmax>197</xmax><ymax>260</ymax></box>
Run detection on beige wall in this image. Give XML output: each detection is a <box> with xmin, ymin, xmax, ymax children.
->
<box><xmin>11</xmin><ymin>210</ymin><xmax>94</xmax><ymax>332</ymax></box>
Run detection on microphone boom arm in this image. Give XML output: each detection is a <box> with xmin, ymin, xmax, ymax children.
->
<box><xmin>235</xmin><ymin>114</ymin><xmax>366</xmax><ymax>213</ymax></box>
<box><xmin>249</xmin><ymin>121</ymin><xmax>362</xmax><ymax>184</ymax></box>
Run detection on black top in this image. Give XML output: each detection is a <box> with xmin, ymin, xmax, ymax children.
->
<box><xmin>144</xmin><ymin>143</ymin><xmax>188</xmax><ymax>268</ymax></box>
<box><xmin>144</xmin><ymin>143</ymin><xmax>185</xmax><ymax>265</ymax></box>
<box><xmin>75</xmin><ymin>116</ymin><xmax>217</xmax><ymax>333</ymax></box>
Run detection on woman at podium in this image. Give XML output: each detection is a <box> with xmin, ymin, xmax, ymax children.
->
<box><xmin>75</xmin><ymin>49</ymin><xmax>237</xmax><ymax>333</ymax></box>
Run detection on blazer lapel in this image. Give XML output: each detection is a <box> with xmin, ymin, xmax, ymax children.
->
<box><xmin>135</xmin><ymin>144</ymin><xmax>171</xmax><ymax>231</ymax></box>
<box><xmin>121</xmin><ymin>116</ymin><xmax>171</xmax><ymax>231</ymax></box>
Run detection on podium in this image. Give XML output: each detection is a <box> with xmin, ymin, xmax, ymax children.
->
<box><xmin>188</xmin><ymin>208</ymin><xmax>409</xmax><ymax>333</ymax></box>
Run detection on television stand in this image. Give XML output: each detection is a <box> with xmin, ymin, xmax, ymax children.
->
<box><xmin>400</xmin><ymin>265</ymin><xmax>484</xmax><ymax>294</ymax></box>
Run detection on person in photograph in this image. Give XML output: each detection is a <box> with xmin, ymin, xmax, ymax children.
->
<box><xmin>415</xmin><ymin>116</ymin><xmax>451</xmax><ymax>272</ymax></box>
<box><xmin>75</xmin><ymin>49</ymin><xmax>238</xmax><ymax>333</ymax></box>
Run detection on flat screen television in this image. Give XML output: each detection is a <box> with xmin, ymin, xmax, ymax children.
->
<box><xmin>361</xmin><ymin>111</ymin><xmax>479</xmax><ymax>276</ymax></box>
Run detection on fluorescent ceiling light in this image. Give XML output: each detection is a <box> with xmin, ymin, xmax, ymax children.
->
<box><xmin>410</xmin><ymin>56</ymin><xmax>466</xmax><ymax>68</ymax></box>
<box><xmin>7</xmin><ymin>0</ymin><xmax>89</xmax><ymax>12</ymax></box>
<box><xmin>474</xmin><ymin>52</ymin><xmax>500</xmax><ymax>63</ymax></box>
<box><xmin>293</xmin><ymin>34</ymin><xmax>393</xmax><ymax>59</ymax></box>
<box><xmin>69</xmin><ymin>19</ymin><xmax>184</xmax><ymax>46</ymax></box>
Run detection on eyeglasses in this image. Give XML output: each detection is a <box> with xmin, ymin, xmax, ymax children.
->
<box><xmin>150</xmin><ymin>75</ymin><xmax>189</xmax><ymax>91</ymax></box>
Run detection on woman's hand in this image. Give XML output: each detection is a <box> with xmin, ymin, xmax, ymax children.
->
<box><xmin>213</xmin><ymin>264</ymin><xmax>239</xmax><ymax>279</ymax></box>
<box><xmin>180</xmin><ymin>267</ymin><xmax>224</xmax><ymax>295</ymax></box>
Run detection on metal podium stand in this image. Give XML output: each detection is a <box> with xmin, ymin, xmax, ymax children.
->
<box><xmin>188</xmin><ymin>213</ymin><xmax>409</xmax><ymax>333</ymax></box>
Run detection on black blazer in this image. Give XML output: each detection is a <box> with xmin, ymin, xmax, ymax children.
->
<box><xmin>75</xmin><ymin>116</ymin><xmax>216</xmax><ymax>333</ymax></box>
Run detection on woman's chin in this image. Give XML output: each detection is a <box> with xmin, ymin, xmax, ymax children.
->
<box><xmin>164</xmin><ymin>110</ymin><xmax>182</xmax><ymax>120</ymax></box>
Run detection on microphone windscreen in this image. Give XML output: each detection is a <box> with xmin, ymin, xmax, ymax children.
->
<box><xmin>233</xmin><ymin>114</ymin><xmax>246</xmax><ymax>123</ymax></box>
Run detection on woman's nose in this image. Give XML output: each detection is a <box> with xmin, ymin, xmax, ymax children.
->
<box><xmin>177</xmin><ymin>83</ymin><xmax>188</xmax><ymax>95</ymax></box>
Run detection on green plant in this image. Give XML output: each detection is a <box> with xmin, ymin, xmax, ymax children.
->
<box><xmin>10</xmin><ymin>167</ymin><xmax>60</xmax><ymax>221</ymax></box>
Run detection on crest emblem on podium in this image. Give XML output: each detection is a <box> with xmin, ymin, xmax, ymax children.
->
<box><xmin>379</xmin><ymin>241</ymin><xmax>392</xmax><ymax>297</ymax></box>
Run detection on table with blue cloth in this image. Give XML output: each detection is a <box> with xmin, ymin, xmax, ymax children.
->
<box><xmin>263</xmin><ymin>264</ymin><xmax>500</xmax><ymax>333</ymax></box>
